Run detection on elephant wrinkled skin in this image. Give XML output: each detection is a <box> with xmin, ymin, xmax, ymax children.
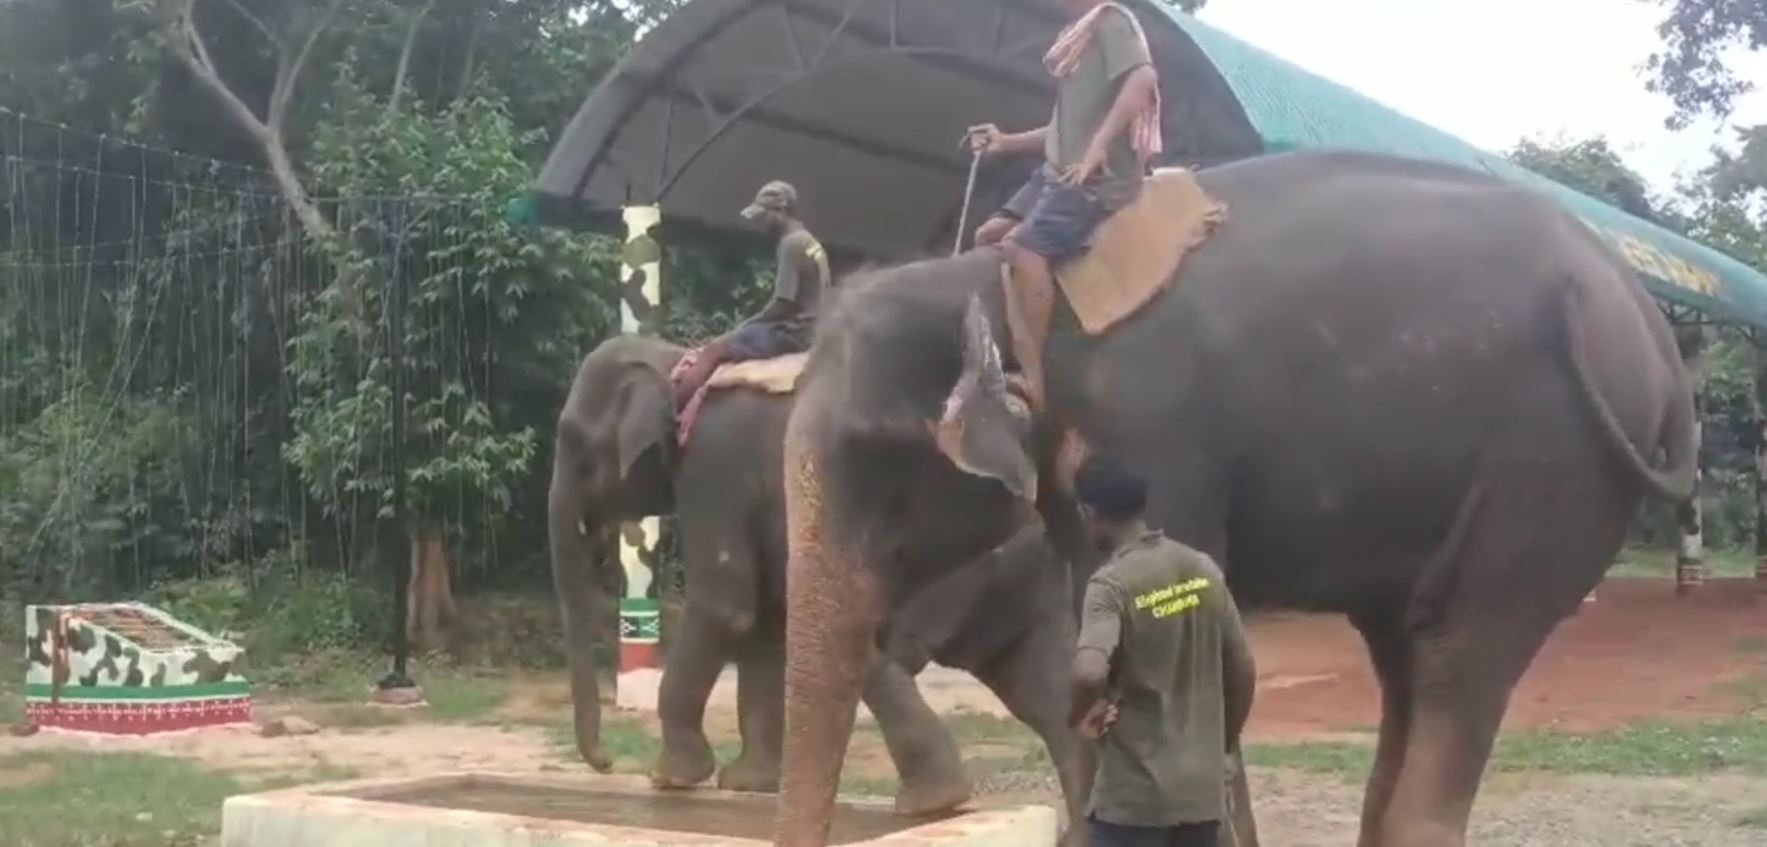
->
<box><xmin>547</xmin><ymin>335</ymin><xmax>1086</xmax><ymax>830</ymax></box>
<box><xmin>775</xmin><ymin>150</ymin><xmax>1697</xmax><ymax>847</ymax></box>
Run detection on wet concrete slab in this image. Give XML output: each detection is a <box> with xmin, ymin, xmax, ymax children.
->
<box><xmin>220</xmin><ymin>772</ymin><xmax>1057</xmax><ymax>847</ymax></box>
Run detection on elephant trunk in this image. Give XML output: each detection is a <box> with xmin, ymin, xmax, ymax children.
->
<box><xmin>548</xmin><ymin>456</ymin><xmax>613</xmax><ymax>773</ymax></box>
<box><xmin>776</xmin><ymin>433</ymin><xmax>882</xmax><ymax>847</ymax></box>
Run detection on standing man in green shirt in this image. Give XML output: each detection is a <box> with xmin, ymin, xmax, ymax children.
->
<box><xmin>672</xmin><ymin>179</ymin><xmax>831</xmax><ymax>410</ymax></box>
<box><xmin>1068</xmin><ymin>455</ymin><xmax>1256</xmax><ymax>847</ymax></box>
<box><xmin>967</xmin><ymin>0</ymin><xmax>1161</xmax><ymax>412</ymax></box>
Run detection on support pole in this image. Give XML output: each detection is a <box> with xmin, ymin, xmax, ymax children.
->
<box><xmin>616</xmin><ymin>204</ymin><xmax>664</xmax><ymax>710</ymax></box>
<box><xmin>1676</xmin><ymin>325</ymin><xmax>1707</xmax><ymax>596</ymax></box>
<box><xmin>1755</xmin><ymin>342</ymin><xmax>1767</xmax><ymax>591</ymax></box>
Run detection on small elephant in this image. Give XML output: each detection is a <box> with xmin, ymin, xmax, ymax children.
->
<box><xmin>547</xmin><ymin>335</ymin><xmax>1086</xmax><ymax>826</ymax></box>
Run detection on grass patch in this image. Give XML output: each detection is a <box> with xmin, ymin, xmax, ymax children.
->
<box><xmin>545</xmin><ymin>715</ymin><xmax>662</xmax><ymax>770</ymax></box>
<box><xmin>1248</xmin><ymin>717</ymin><xmax>1767</xmax><ymax>780</ymax></box>
<box><xmin>1738</xmin><ymin>805</ymin><xmax>1767</xmax><ymax>829</ymax></box>
<box><xmin>422</xmin><ymin>671</ymin><xmax>510</xmax><ymax>723</ymax></box>
<box><xmin>1245</xmin><ymin>740</ymin><xmax>1374</xmax><ymax>776</ymax></box>
<box><xmin>0</xmin><ymin>645</ymin><xmax>22</xmax><ymax>725</ymax></box>
<box><xmin>0</xmin><ymin>752</ymin><xmax>239</xmax><ymax>847</ymax></box>
<box><xmin>943</xmin><ymin>710</ymin><xmax>1039</xmax><ymax>746</ymax></box>
<box><xmin>1496</xmin><ymin>719</ymin><xmax>1767</xmax><ymax>776</ymax></box>
<box><xmin>1738</xmin><ymin>636</ymin><xmax>1767</xmax><ymax>656</ymax></box>
<box><xmin>250</xmin><ymin>650</ymin><xmax>383</xmax><ymax>704</ymax></box>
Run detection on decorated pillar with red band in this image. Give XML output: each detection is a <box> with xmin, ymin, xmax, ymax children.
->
<box><xmin>615</xmin><ymin>204</ymin><xmax>665</xmax><ymax>708</ymax></box>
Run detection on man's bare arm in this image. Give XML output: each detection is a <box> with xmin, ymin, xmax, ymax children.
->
<box><xmin>1068</xmin><ymin>647</ymin><xmax>1112</xmax><ymax>727</ymax></box>
<box><xmin>1001</xmin><ymin>125</ymin><xmax>1050</xmax><ymax>154</ymax></box>
<box><xmin>1219</xmin><ymin>592</ymin><xmax>1256</xmax><ymax>753</ymax></box>
<box><xmin>969</xmin><ymin>123</ymin><xmax>1050</xmax><ymax>156</ymax></box>
<box><xmin>1082</xmin><ymin>64</ymin><xmax>1157</xmax><ymax>164</ymax></box>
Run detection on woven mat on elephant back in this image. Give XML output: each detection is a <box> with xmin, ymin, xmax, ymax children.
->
<box><xmin>675</xmin><ymin>351</ymin><xmax>807</xmax><ymax>448</ymax></box>
<box><xmin>706</xmin><ymin>351</ymin><xmax>808</xmax><ymax>394</ymax></box>
<box><xmin>1054</xmin><ymin>167</ymin><xmax>1227</xmax><ymax>335</ymax></box>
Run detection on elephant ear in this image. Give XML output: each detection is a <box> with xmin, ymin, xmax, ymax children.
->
<box><xmin>615</xmin><ymin>364</ymin><xmax>674</xmax><ymax>486</ymax></box>
<box><xmin>930</xmin><ymin>295</ymin><xmax>1038</xmax><ymax>501</ymax></box>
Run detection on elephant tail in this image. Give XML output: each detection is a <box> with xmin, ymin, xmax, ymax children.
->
<box><xmin>1560</xmin><ymin>285</ymin><xmax>1698</xmax><ymax>504</ymax></box>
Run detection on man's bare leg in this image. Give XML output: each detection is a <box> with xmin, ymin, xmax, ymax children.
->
<box><xmin>1001</xmin><ymin>241</ymin><xmax>1056</xmax><ymax>413</ymax></box>
<box><xmin>672</xmin><ymin>336</ymin><xmax>731</xmax><ymax>409</ymax></box>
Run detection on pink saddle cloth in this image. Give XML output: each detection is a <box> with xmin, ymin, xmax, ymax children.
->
<box><xmin>669</xmin><ymin>348</ymin><xmax>807</xmax><ymax>447</ymax></box>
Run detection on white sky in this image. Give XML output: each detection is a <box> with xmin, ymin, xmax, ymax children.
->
<box><xmin>1198</xmin><ymin>0</ymin><xmax>1767</xmax><ymax>196</ymax></box>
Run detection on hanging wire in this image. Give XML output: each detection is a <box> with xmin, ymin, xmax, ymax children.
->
<box><xmin>0</xmin><ymin>108</ymin><xmax>504</xmax><ymax>623</ymax></box>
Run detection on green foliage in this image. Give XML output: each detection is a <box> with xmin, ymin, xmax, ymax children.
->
<box><xmin>284</xmin><ymin>70</ymin><xmax>616</xmax><ymax>564</ymax></box>
<box><xmin>143</xmin><ymin>568</ymin><xmax>251</xmax><ymax>636</ymax></box>
<box><xmin>422</xmin><ymin>670</ymin><xmax>512</xmax><ymax>722</ymax></box>
<box><xmin>1508</xmin><ymin>135</ymin><xmax>1667</xmax><ymax>224</ymax></box>
<box><xmin>247</xmin><ymin>566</ymin><xmax>390</xmax><ymax>661</ymax></box>
<box><xmin>1646</xmin><ymin>0</ymin><xmax>1767</xmax><ymax>127</ymax></box>
<box><xmin>0</xmin><ymin>389</ymin><xmax>211</xmax><ymax>601</ymax></box>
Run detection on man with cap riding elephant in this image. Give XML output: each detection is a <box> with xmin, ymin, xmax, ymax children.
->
<box><xmin>672</xmin><ymin>180</ymin><xmax>831</xmax><ymax>409</ymax></box>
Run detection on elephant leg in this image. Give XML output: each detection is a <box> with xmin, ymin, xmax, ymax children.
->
<box><xmin>1375</xmin><ymin>456</ymin><xmax>1629</xmax><ymax>847</ymax></box>
<box><xmin>864</xmin><ymin>659</ymin><xmax>972</xmax><ymax>817</ymax></box>
<box><xmin>651</xmin><ymin>603</ymin><xmax>738</xmax><ymax>789</ymax></box>
<box><xmin>1350</xmin><ymin>610</ymin><xmax>1412</xmax><ymax>847</ymax></box>
<box><xmin>974</xmin><ymin>619</ymin><xmax>1086</xmax><ymax>847</ymax></box>
<box><xmin>720</xmin><ymin>630</ymin><xmax>785</xmax><ymax>793</ymax></box>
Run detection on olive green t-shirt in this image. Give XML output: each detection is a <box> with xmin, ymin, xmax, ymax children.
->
<box><xmin>1045</xmin><ymin>5</ymin><xmax>1152</xmax><ymax>210</ymax></box>
<box><xmin>1075</xmin><ymin>529</ymin><xmax>1254</xmax><ymax>826</ymax></box>
<box><xmin>769</xmin><ymin>226</ymin><xmax>830</xmax><ymax>348</ymax></box>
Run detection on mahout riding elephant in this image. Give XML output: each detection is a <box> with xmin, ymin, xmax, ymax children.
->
<box><xmin>546</xmin><ymin>334</ymin><xmax>1086</xmax><ymax>825</ymax></box>
<box><xmin>773</xmin><ymin>150</ymin><xmax>1697</xmax><ymax>847</ymax></box>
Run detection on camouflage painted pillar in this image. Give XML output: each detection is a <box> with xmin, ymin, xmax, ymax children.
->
<box><xmin>616</xmin><ymin>205</ymin><xmax>664</xmax><ymax>709</ymax></box>
<box><xmin>1755</xmin><ymin>342</ymin><xmax>1767</xmax><ymax>591</ymax></box>
<box><xmin>1676</xmin><ymin>325</ymin><xmax>1707</xmax><ymax>596</ymax></box>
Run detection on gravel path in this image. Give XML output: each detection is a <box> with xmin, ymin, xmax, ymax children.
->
<box><xmin>1248</xmin><ymin>769</ymin><xmax>1767</xmax><ymax>847</ymax></box>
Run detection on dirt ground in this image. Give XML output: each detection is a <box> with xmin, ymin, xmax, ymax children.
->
<box><xmin>5</xmin><ymin>577</ymin><xmax>1764</xmax><ymax>844</ymax></box>
<box><xmin>904</xmin><ymin>577</ymin><xmax>1767</xmax><ymax>737</ymax></box>
<box><xmin>1247</xmin><ymin>578</ymin><xmax>1767</xmax><ymax>737</ymax></box>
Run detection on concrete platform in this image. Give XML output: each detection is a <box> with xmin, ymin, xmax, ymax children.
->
<box><xmin>220</xmin><ymin>772</ymin><xmax>1057</xmax><ymax>847</ymax></box>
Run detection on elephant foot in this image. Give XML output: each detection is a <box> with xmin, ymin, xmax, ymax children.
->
<box><xmin>715</xmin><ymin>752</ymin><xmax>781</xmax><ymax>793</ymax></box>
<box><xmin>649</xmin><ymin>739</ymin><xmax>716</xmax><ymax>790</ymax></box>
<box><xmin>893</xmin><ymin>771</ymin><xmax>973</xmax><ymax>818</ymax></box>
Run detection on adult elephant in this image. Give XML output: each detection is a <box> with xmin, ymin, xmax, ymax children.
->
<box><xmin>546</xmin><ymin>335</ymin><xmax>1086</xmax><ymax>827</ymax></box>
<box><xmin>775</xmin><ymin>150</ymin><xmax>1696</xmax><ymax>847</ymax></box>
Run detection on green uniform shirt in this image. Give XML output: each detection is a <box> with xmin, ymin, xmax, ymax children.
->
<box><xmin>768</xmin><ymin>226</ymin><xmax>830</xmax><ymax>348</ymax></box>
<box><xmin>1076</xmin><ymin>529</ymin><xmax>1254</xmax><ymax>826</ymax></box>
<box><xmin>1045</xmin><ymin>5</ymin><xmax>1152</xmax><ymax>211</ymax></box>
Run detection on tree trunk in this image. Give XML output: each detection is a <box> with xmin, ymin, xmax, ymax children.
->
<box><xmin>405</xmin><ymin>525</ymin><xmax>456</xmax><ymax>653</ymax></box>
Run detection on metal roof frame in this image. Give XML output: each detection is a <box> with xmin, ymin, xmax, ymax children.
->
<box><xmin>534</xmin><ymin>0</ymin><xmax>1767</xmax><ymax>330</ymax></box>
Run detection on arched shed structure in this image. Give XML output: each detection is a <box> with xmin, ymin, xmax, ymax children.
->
<box><xmin>535</xmin><ymin>0</ymin><xmax>1767</xmax><ymax>328</ymax></box>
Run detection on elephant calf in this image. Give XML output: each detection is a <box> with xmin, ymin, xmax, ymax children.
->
<box><xmin>548</xmin><ymin>335</ymin><xmax>1085</xmax><ymax>828</ymax></box>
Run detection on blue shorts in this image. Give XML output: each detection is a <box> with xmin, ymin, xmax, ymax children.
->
<box><xmin>1087</xmin><ymin>817</ymin><xmax>1220</xmax><ymax>847</ymax></box>
<box><xmin>723</xmin><ymin>321</ymin><xmax>802</xmax><ymax>361</ymax></box>
<box><xmin>998</xmin><ymin>167</ymin><xmax>1111</xmax><ymax>261</ymax></box>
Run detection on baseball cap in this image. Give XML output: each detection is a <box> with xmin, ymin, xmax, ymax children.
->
<box><xmin>741</xmin><ymin>180</ymin><xmax>798</xmax><ymax>220</ymax></box>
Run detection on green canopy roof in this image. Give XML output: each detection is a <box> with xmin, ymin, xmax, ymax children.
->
<box><xmin>1168</xmin><ymin>11</ymin><xmax>1767</xmax><ymax>328</ymax></box>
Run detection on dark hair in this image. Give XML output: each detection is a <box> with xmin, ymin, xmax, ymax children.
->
<box><xmin>1074</xmin><ymin>454</ymin><xmax>1147</xmax><ymax>520</ymax></box>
